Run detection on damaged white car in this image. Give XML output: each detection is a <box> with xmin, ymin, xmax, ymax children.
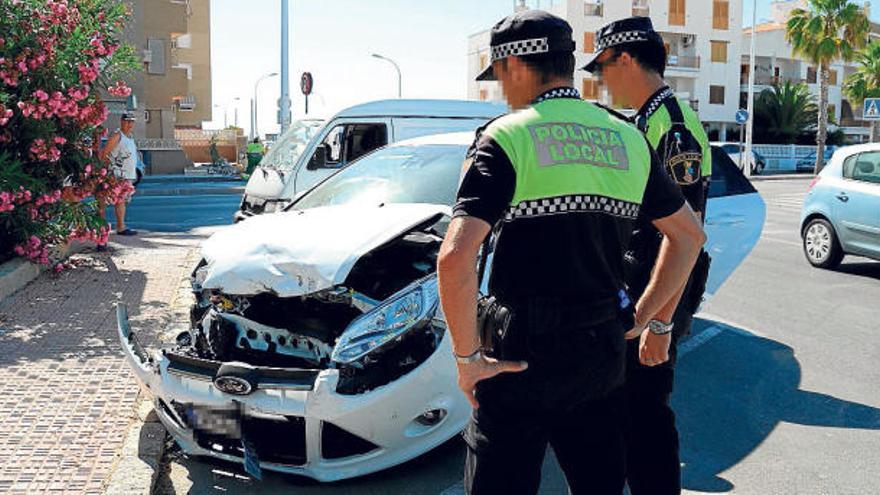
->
<box><xmin>117</xmin><ymin>133</ymin><xmax>765</xmax><ymax>481</ymax></box>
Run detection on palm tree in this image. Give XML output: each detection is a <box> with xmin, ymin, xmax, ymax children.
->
<box><xmin>786</xmin><ymin>0</ymin><xmax>869</xmax><ymax>173</ymax></box>
<box><xmin>754</xmin><ymin>81</ymin><xmax>818</xmax><ymax>144</ymax></box>
<box><xmin>844</xmin><ymin>41</ymin><xmax>880</xmax><ymax>143</ymax></box>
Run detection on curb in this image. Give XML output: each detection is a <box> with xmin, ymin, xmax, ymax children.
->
<box><xmin>750</xmin><ymin>173</ymin><xmax>814</xmax><ymax>181</ymax></box>
<box><xmin>0</xmin><ymin>240</ymin><xmax>87</xmax><ymax>304</ymax></box>
<box><xmin>102</xmin><ymin>247</ymin><xmax>200</xmax><ymax>495</ymax></box>
<box><xmin>103</xmin><ymin>395</ymin><xmax>166</xmax><ymax>495</ymax></box>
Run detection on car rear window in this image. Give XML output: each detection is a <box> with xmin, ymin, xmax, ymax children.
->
<box><xmin>720</xmin><ymin>144</ymin><xmax>740</xmax><ymax>154</ymax></box>
<box><xmin>708</xmin><ymin>146</ymin><xmax>757</xmax><ymax>198</ymax></box>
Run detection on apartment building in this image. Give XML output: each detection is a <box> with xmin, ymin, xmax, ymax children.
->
<box><xmin>467</xmin><ymin>0</ymin><xmax>743</xmax><ymax>138</ymax></box>
<box><xmin>740</xmin><ymin>0</ymin><xmax>874</xmax><ymax>142</ymax></box>
<box><xmin>106</xmin><ymin>0</ymin><xmax>212</xmax><ymax>140</ymax></box>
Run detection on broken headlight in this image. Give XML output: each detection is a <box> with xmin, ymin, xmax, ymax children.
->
<box><xmin>331</xmin><ymin>276</ymin><xmax>438</xmax><ymax>364</ymax></box>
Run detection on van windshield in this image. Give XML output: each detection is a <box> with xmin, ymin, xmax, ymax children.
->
<box><xmin>292</xmin><ymin>143</ymin><xmax>467</xmax><ymax>210</ymax></box>
<box><xmin>259</xmin><ymin>120</ymin><xmax>324</xmax><ymax>171</ymax></box>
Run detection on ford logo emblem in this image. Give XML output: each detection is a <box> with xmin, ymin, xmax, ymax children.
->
<box><xmin>214</xmin><ymin>376</ymin><xmax>253</xmax><ymax>395</ymax></box>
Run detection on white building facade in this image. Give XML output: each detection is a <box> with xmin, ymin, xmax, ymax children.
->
<box><xmin>467</xmin><ymin>0</ymin><xmax>744</xmax><ymax>139</ymax></box>
<box><xmin>739</xmin><ymin>0</ymin><xmax>875</xmax><ymax>143</ymax></box>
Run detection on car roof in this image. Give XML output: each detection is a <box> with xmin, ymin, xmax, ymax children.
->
<box><xmin>832</xmin><ymin>143</ymin><xmax>877</xmax><ymax>157</ymax></box>
<box><xmin>334</xmin><ymin>99</ymin><xmax>508</xmax><ymax>119</ymax></box>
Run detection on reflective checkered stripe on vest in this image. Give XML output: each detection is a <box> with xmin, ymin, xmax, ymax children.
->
<box><xmin>483</xmin><ymin>100</ymin><xmax>652</xmax><ymax>222</ymax></box>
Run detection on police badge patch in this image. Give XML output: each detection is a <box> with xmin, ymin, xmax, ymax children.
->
<box><xmin>666</xmin><ymin>150</ymin><xmax>702</xmax><ymax>185</ymax></box>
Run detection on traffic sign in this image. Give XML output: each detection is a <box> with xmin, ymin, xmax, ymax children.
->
<box><xmin>863</xmin><ymin>98</ymin><xmax>880</xmax><ymax>120</ymax></box>
<box><xmin>301</xmin><ymin>72</ymin><xmax>313</xmax><ymax>96</ymax></box>
<box><xmin>735</xmin><ymin>109</ymin><xmax>749</xmax><ymax>125</ymax></box>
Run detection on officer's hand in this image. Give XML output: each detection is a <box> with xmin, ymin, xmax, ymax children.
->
<box><xmin>456</xmin><ymin>355</ymin><xmax>528</xmax><ymax>409</ymax></box>
<box><xmin>639</xmin><ymin>331</ymin><xmax>671</xmax><ymax>367</ymax></box>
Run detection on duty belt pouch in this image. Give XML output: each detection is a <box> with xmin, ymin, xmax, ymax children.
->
<box><xmin>475</xmin><ymin>230</ymin><xmax>512</xmax><ymax>354</ymax></box>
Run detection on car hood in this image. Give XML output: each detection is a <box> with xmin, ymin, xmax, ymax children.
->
<box><xmin>200</xmin><ymin>203</ymin><xmax>449</xmax><ymax>297</ymax></box>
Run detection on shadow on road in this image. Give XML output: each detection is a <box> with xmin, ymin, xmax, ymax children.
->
<box><xmin>832</xmin><ymin>259</ymin><xmax>880</xmax><ymax>281</ymax></box>
<box><xmin>676</xmin><ymin>319</ymin><xmax>880</xmax><ymax>493</ymax></box>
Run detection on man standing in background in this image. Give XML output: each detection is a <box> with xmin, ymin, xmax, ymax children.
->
<box><xmin>100</xmin><ymin>112</ymin><xmax>139</xmax><ymax>236</ymax></box>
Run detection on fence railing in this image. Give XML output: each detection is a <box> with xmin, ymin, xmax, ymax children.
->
<box><xmin>136</xmin><ymin>138</ymin><xmax>181</xmax><ymax>150</ymax></box>
<box><xmin>751</xmin><ymin>144</ymin><xmax>830</xmax><ymax>171</ymax></box>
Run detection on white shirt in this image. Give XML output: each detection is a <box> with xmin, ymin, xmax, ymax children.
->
<box><xmin>108</xmin><ymin>130</ymin><xmax>138</xmax><ymax>180</ymax></box>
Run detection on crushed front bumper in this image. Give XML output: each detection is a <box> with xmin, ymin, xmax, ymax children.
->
<box><xmin>116</xmin><ymin>304</ymin><xmax>468</xmax><ymax>481</ymax></box>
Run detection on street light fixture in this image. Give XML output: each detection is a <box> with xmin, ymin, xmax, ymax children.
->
<box><xmin>371</xmin><ymin>53</ymin><xmax>402</xmax><ymax>98</ymax></box>
<box><xmin>252</xmin><ymin>72</ymin><xmax>278</xmax><ymax>139</ymax></box>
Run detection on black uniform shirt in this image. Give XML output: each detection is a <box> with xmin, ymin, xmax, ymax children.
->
<box><xmin>453</xmin><ymin>88</ymin><xmax>684</xmax><ymax>306</ymax></box>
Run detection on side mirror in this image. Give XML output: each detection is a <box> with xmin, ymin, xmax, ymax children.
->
<box><xmin>307</xmin><ymin>144</ymin><xmax>328</xmax><ymax>170</ymax></box>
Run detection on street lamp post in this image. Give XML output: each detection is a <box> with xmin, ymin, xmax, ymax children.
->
<box><xmin>225</xmin><ymin>97</ymin><xmax>240</xmax><ymax>129</ymax></box>
<box><xmin>279</xmin><ymin>0</ymin><xmax>292</xmax><ymax>133</ymax></box>
<box><xmin>371</xmin><ymin>53</ymin><xmax>401</xmax><ymax>98</ymax></box>
<box><xmin>744</xmin><ymin>0</ymin><xmax>757</xmax><ymax>178</ymax></box>
<box><xmin>252</xmin><ymin>72</ymin><xmax>278</xmax><ymax>139</ymax></box>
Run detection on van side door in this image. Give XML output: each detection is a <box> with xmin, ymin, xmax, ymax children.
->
<box><xmin>293</xmin><ymin>118</ymin><xmax>390</xmax><ymax>194</ymax></box>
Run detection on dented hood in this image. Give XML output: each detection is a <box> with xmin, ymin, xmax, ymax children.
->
<box><xmin>200</xmin><ymin>203</ymin><xmax>449</xmax><ymax>297</ymax></box>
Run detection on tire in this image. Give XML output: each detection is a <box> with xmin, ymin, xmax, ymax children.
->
<box><xmin>754</xmin><ymin>160</ymin><xmax>765</xmax><ymax>175</ymax></box>
<box><xmin>803</xmin><ymin>218</ymin><xmax>844</xmax><ymax>269</ymax></box>
<box><xmin>133</xmin><ymin>168</ymin><xmax>143</xmax><ymax>186</ymax></box>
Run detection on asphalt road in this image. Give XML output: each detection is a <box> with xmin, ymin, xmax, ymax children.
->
<box><xmin>152</xmin><ymin>178</ymin><xmax>880</xmax><ymax>494</ymax></box>
<box><xmin>104</xmin><ymin>178</ymin><xmax>243</xmax><ymax>232</ymax></box>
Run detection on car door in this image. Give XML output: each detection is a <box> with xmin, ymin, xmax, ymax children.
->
<box><xmin>835</xmin><ymin>151</ymin><xmax>880</xmax><ymax>259</ymax></box>
<box><xmin>293</xmin><ymin>119</ymin><xmax>391</xmax><ymax>194</ymax></box>
<box><xmin>703</xmin><ymin>146</ymin><xmax>766</xmax><ymax>299</ymax></box>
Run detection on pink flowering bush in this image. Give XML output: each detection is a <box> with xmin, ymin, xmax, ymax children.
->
<box><xmin>0</xmin><ymin>0</ymin><xmax>137</xmax><ymax>266</ymax></box>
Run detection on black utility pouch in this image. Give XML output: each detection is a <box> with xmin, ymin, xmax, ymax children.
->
<box><xmin>476</xmin><ymin>295</ymin><xmax>512</xmax><ymax>353</ymax></box>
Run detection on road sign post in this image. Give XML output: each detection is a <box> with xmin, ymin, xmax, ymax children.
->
<box><xmin>735</xmin><ymin>109</ymin><xmax>749</xmax><ymax>175</ymax></box>
<box><xmin>301</xmin><ymin>72</ymin><xmax>313</xmax><ymax>115</ymax></box>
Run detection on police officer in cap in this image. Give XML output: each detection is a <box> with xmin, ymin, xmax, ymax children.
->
<box><xmin>437</xmin><ymin>10</ymin><xmax>706</xmax><ymax>494</ymax></box>
<box><xmin>583</xmin><ymin>16</ymin><xmax>713</xmax><ymax>495</ymax></box>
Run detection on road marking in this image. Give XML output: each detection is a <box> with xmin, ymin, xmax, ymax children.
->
<box><xmin>678</xmin><ymin>324</ymin><xmax>725</xmax><ymax>358</ymax></box>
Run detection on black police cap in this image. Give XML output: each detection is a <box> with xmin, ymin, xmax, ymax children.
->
<box><xmin>476</xmin><ymin>10</ymin><xmax>576</xmax><ymax>81</ymax></box>
<box><xmin>582</xmin><ymin>16</ymin><xmax>665</xmax><ymax>73</ymax></box>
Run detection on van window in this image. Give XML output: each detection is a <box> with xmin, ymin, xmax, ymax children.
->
<box><xmin>345</xmin><ymin>124</ymin><xmax>388</xmax><ymax>162</ymax></box>
<box><xmin>309</xmin><ymin>123</ymin><xmax>388</xmax><ymax>169</ymax></box>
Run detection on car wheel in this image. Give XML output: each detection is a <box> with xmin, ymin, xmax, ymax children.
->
<box><xmin>803</xmin><ymin>218</ymin><xmax>844</xmax><ymax>269</ymax></box>
<box><xmin>754</xmin><ymin>160</ymin><xmax>765</xmax><ymax>175</ymax></box>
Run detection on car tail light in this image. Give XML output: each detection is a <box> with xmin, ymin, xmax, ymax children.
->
<box><xmin>808</xmin><ymin>176</ymin><xmax>821</xmax><ymax>191</ymax></box>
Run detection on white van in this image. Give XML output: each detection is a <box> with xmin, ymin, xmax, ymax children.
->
<box><xmin>234</xmin><ymin>99</ymin><xmax>508</xmax><ymax>221</ymax></box>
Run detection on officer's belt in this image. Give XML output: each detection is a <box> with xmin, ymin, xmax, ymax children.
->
<box><xmin>500</xmin><ymin>294</ymin><xmax>620</xmax><ymax>329</ymax></box>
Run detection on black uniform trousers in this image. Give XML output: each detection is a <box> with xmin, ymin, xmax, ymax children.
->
<box><xmin>623</xmin><ymin>297</ymin><xmax>694</xmax><ymax>495</ymax></box>
<box><xmin>463</xmin><ymin>299</ymin><xmax>628</xmax><ymax>495</ymax></box>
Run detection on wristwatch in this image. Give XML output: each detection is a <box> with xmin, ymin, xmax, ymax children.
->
<box><xmin>647</xmin><ymin>319</ymin><xmax>674</xmax><ymax>336</ymax></box>
<box><xmin>454</xmin><ymin>348</ymin><xmax>484</xmax><ymax>364</ymax></box>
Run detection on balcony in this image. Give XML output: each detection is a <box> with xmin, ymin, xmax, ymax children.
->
<box><xmin>666</xmin><ymin>55</ymin><xmax>700</xmax><ymax>75</ymax></box>
<box><xmin>584</xmin><ymin>1</ymin><xmax>603</xmax><ymax>16</ymax></box>
<box><xmin>740</xmin><ymin>74</ymin><xmax>808</xmax><ymax>86</ymax></box>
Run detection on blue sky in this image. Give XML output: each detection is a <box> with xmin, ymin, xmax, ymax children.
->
<box><xmin>207</xmin><ymin>0</ymin><xmax>874</xmax><ymax>135</ymax></box>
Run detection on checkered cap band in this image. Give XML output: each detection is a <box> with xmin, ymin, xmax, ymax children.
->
<box><xmin>491</xmin><ymin>37</ymin><xmax>549</xmax><ymax>61</ymax></box>
<box><xmin>504</xmin><ymin>194</ymin><xmax>640</xmax><ymax>222</ymax></box>
<box><xmin>596</xmin><ymin>30</ymin><xmax>649</xmax><ymax>52</ymax></box>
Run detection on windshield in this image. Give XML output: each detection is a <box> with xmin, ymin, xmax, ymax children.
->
<box><xmin>292</xmin><ymin>143</ymin><xmax>467</xmax><ymax>210</ymax></box>
<box><xmin>258</xmin><ymin>120</ymin><xmax>324</xmax><ymax>171</ymax></box>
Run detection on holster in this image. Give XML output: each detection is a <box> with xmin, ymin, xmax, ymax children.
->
<box><xmin>476</xmin><ymin>295</ymin><xmax>512</xmax><ymax>353</ymax></box>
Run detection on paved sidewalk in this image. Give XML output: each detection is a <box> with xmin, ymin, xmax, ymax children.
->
<box><xmin>0</xmin><ymin>233</ymin><xmax>205</xmax><ymax>494</ymax></box>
